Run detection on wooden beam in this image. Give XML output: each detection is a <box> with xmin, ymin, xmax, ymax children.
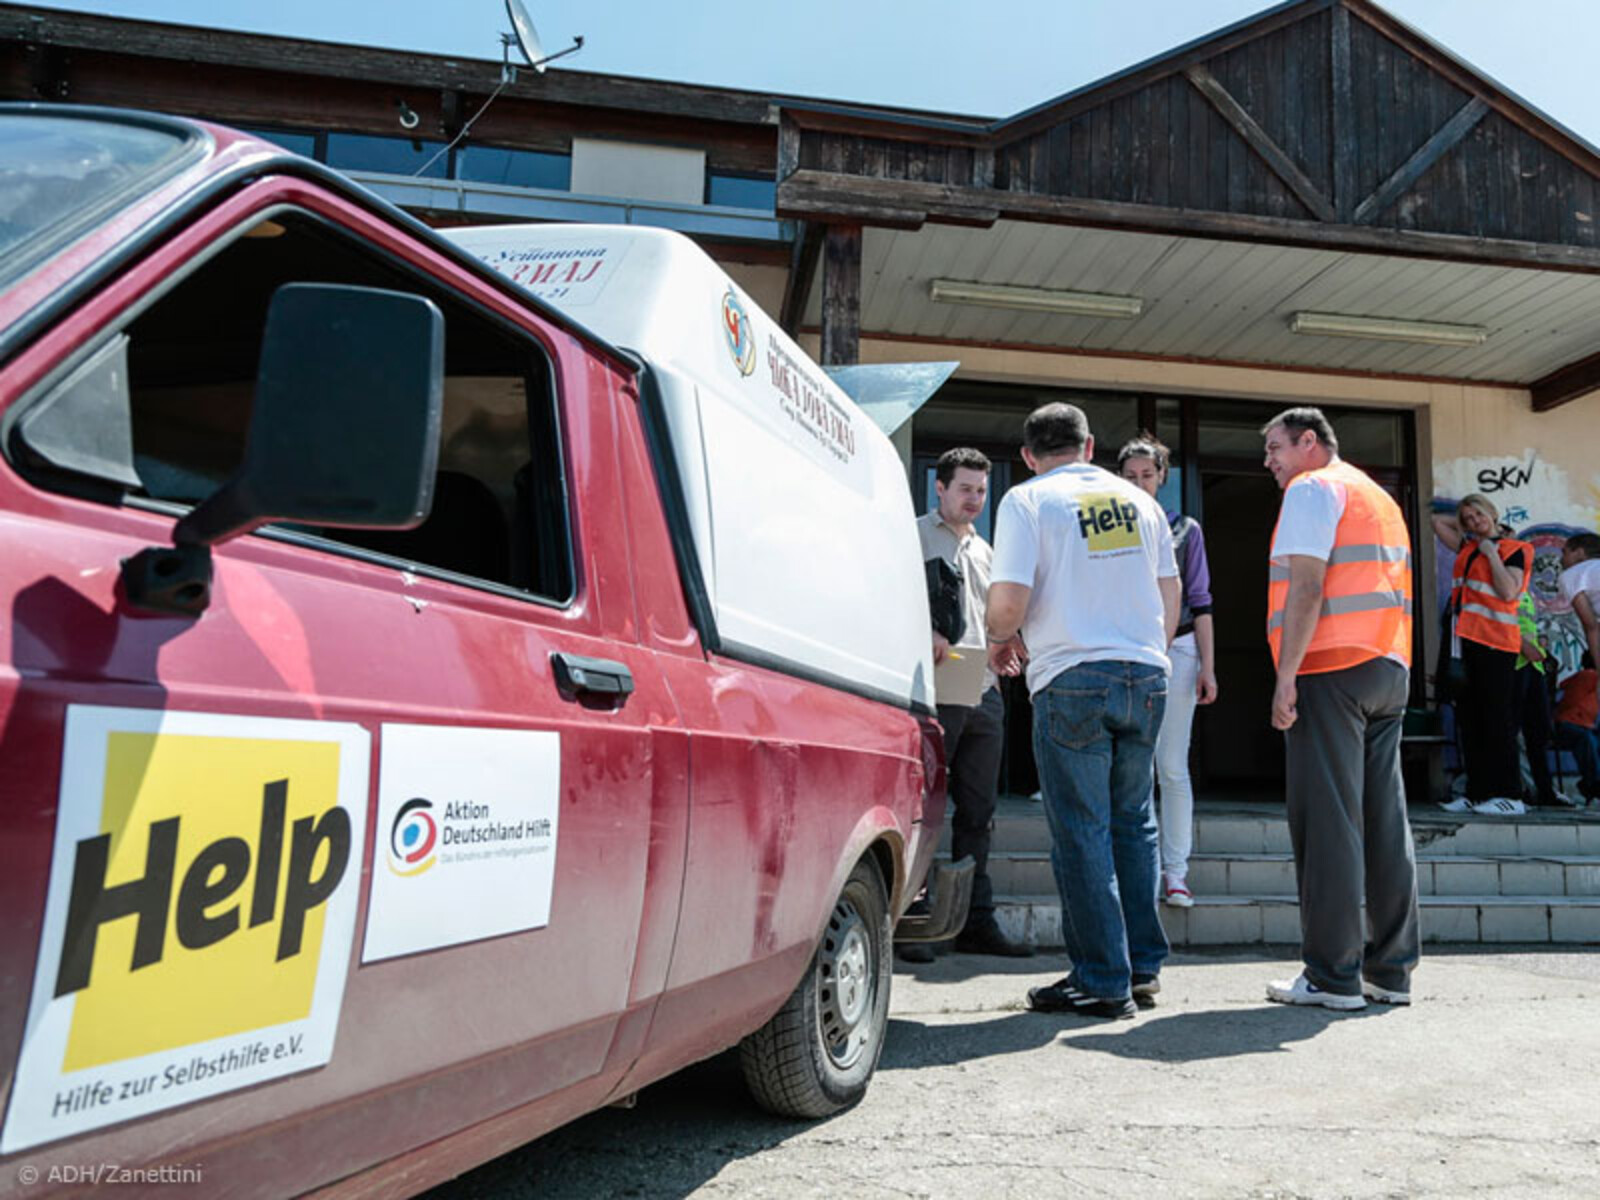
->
<box><xmin>1331</xmin><ymin>3</ymin><xmax>1354</xmax><ymax>222</ymax></box>
<box><xmin>1349</xmin><ymin>0</ymin><xmax>1600</xmax><ymax>182</ymax></box>
<box><xmin>781</xmin><ymin>104</ymin><xmax>992</xmax><ymax>148</ymax></box>
<box><xmin>776</xmin><ymin>113</ymin><xmax>801</xmax><ymax>183</ymax></box>
<box><xmin>0</xmin><ymin>5</ymin><xmax>780</xmax><ymax>126</ymax></box>
<box><xmin>1185</xmin><ymin>64</ymin><xmax>1337</xmax><ymax>223</ymax></box>
<box><xmin>778</xmin><ymin>168</ymin><xmax>1600</xmax><ymax>274</ymax></box>
<box><xmin>1353</xmin><ymin>97</ymin><xmax>1489</xmax><ymax>224</ymax></box>
<box><xmin>780</xmin><ymin>221</ymin><xmax>824</xmax><ymax>337</ymax></box>
<box><xmin>1530</xmin><ymin>350</ymin><xmax>1600</xmax><ymax>412</ymax></box>
<box><xmin>820</xmin><ymin>224</ymin><xmax>862</xmax><ymax>366</ymax></box>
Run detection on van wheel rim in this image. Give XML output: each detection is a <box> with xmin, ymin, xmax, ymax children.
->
<box><xmin>817</xmin><ymin>896</ymin><xmax>873</xmax><ymax>1069</ymax></box>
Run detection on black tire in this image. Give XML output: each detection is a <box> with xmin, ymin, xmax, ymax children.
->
<box><xmin>738</xmin><ymin>856</ymin><xmax>892</xmax><ymax>1119</ymax></box>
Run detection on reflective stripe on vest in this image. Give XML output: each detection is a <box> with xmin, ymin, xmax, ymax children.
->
<box><xmin>1450</xmin><ymin>539</ymin><xmax>1531</xmax><ymax>653</ymax></box>
<box><xmin>1267</xmin><ymin>592</ymin><xmax>1414</xmax><ymax>632</ymax></box>
<box><xmin>1268</xmin><ymin>542</ymin><xmax>1410</xmax><ymax>582</ymax></box>
<box><xmin>1266</xmin><ymin>460</ymin><xmax>1414</xmax><ymax>675</ymax></box>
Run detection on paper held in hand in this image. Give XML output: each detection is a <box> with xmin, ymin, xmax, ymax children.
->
<box><xmin>934</xmin><ymin>645</ymin><xmax>987</xmax><ymax>707</ymax></box>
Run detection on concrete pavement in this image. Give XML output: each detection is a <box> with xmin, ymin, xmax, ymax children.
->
<box><xmin>426</xmin><ymin>947</ymin><xmax>1600</xmax><ymax>1199</ymax></box>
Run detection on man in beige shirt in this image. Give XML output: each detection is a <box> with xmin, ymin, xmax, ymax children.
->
<box><xmin>905</xmin><ymin>447</ymin><xmax>1032</xmax><ymax>960</ymax></box>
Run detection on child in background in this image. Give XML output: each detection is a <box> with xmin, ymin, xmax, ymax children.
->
<box><xmin>1553</xmin><ymin>652</ymin><xmax>1600</xmax><ymax>805</ymax></box>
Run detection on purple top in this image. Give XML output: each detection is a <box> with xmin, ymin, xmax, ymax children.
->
<box><xmin>1167</xmin><ymin>510</ymin><xmax>1214</xmax><ymax>629</ymax></box>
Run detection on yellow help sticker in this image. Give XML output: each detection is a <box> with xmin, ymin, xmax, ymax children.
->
<box><xmin>1076</xmin><ymin>493</ymin><xmax>1145</xmax><ymax>552</ymax></box>
<box><xmin>2</xmin><ymin>707</ymin><xmax>369</xmax><ymax>1155</ymax></box>
<box><xmin>61</xmin><ymin>733</ymin><xmax>345</xmax><ymax>1068</ymax></box>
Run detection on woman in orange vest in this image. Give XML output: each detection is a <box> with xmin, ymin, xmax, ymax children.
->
<box><xmin>1441</xmin><ymin>494</ymin><xmax>1534</xmax><ymax>814</ymax></box>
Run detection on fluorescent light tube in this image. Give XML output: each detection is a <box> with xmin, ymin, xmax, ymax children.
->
<box><xmin>929</xmin><ymin>279</ymin><xmax>1143</xmax><ymax>319</ymax></box>
<box><xmin>1289</xmin><ymin>311</ymin><xmax>1488</xmax><ymax>347</ymax></box>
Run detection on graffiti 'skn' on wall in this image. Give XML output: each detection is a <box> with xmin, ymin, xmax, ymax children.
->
<box><xmin>1434</xmin><ymin>449</ymin><xmax>1600</xmax><ymax>680</ymax></box>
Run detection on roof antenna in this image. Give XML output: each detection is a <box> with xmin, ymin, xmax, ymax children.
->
<box><xmin>413</xmin><ymin>0</ymin><xmax>584</xmax><ymax>177</ymax></box>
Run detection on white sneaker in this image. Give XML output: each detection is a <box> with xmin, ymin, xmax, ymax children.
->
<box><xmin>1471</xmin><ymin>796</ymin><xmax>1526</xmax><ymax>815</ymax></box>
<box><xmin>1438</xmin><ymin>795</ymin><xmax>1473</xmax><ymax>813</ymax></box>
<box><xmin>1362</xmin><ymin>981</ymin><xmax>1412</xmax><ymax>1006</ymax></box>
<box><xmin>1162</xmin><ymin>875</ymin><xmax>1194</xmax><ymax>908</ymax></box>
<box><xmin>1266</xmin><ymin>972</ymin><xmax>1367</xmax><ymax>1010</ymax></box>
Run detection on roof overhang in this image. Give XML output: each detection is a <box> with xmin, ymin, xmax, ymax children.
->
<box><xmin>787</xmin><ymin>218</ymin><xmax>1600</xmax><ymax>400</ymax></box>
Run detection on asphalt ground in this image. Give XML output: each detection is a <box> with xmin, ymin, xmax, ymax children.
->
<box><xmin>424</xmin><ymin>946</ymin><xmax>1600</xmax><ymax>1199</ymax></box>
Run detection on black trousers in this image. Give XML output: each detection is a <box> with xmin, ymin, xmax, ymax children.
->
<box><xmin>938</xmin><ymin>685</ymin><xmax>1005</xmax><ymax>918</ymax></box>
<box><xmin>1458</xmin><ymin>639</ymin><xmax>1520</xmax><ymax>802</ymax></box>
<box><xmin>1514</xmin><ymin>665</ymin><xmax>1556</xmax><ymax>804</ymax></box>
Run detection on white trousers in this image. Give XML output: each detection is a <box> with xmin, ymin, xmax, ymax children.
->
<box><xmin>1155</xmin><ymin>633</ymin><xmax>1200</xmax><ymax>881</ymax></box>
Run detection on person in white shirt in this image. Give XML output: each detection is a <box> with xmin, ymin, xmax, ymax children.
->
<box><xmin>1560</xmin><ymin>532</ymin><xmax>1600</xmax><ymax>674</ymax></box>
<box><xmin>986</xmin><ymin>402</ymin><xmax>1180</xmax><ymax>1020</ymax></box>
<box><xmin>902</xmin><ymin>447</ymin><xmax>1032</xmax><ymax>962</ymax></box>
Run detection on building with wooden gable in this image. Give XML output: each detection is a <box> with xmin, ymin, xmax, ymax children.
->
<box><xmin>4</xmin><ymin>0</ymin><xmax>1599</xmax><ymax>790</ymax></box>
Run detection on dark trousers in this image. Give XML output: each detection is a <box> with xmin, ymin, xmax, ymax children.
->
<box><xmin>1284</xmin><ymin>657</ymin><xmax>1419</xmax><ymax>996</ymax></box>
<box><xmin>1554</xmin><ymin>721</ymin><xmax>1600</xmax><ymax>792</ymax></box>
<box><xmin>1514</xmin><ymin>665</ymin><xmax>1556</xmax><ymax>803</ymax></box>
<box><xmin>938</xmin><ymin>686</ymin><xmax>1004</xmax><ymax>919</ymax></box>
<box><xmin>1459</xmin><ymin>639</ymin><xmax>1520</xmax><ymax>802</ymax></box>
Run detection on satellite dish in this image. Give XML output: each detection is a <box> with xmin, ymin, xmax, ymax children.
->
<box><xmin>504</xmin><ymin>0</ymin><xmax>545</xmax><ymax>71</ymax></box>
<box><xmin>502</xmin><ymin>0</ymin><xmax>583</xmax><ymax>79</ymax></box>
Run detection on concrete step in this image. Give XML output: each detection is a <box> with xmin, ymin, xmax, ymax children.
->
<box><xmin>981</xmin><ymin>850</ymin><xmax>1600</xmax><ymax>898</ymax></box>
<box><xmin>990</xmin><ymin>894</ymin><xmax>1600</xmax><ymax>948</ymax></box>
<box><xmin>965</xmin><ymin>799</ymin><xmax>1600</xmax><ymax>858</ymax></box>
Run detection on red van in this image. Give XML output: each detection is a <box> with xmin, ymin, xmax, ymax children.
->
<box><xmin>0</xmin><ymin>106</ymin><xmax>960</xmax><ymax>1197</ymax></box>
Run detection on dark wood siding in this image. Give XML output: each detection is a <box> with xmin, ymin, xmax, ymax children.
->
<box><xmin>1209</xmin><ymin>9</ymin><xmax>1332</xmax><ymax>203</ymax></box>
<box><xmin>913</xmin><ymin>5</ymin><xmax>1600</xmax><ymax>249</ymax></box>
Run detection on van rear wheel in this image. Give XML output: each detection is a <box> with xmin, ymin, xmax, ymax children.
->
<box><xmin>739</xmin><ymin>857</ymin><xmax>891</xmax><ymax>1119</ymax></box>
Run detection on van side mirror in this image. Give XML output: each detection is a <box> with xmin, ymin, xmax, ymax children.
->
<box><xmin>121</xmin><ymin>282</ymin><xmax>445</xmax><ymax>615</ymax></box>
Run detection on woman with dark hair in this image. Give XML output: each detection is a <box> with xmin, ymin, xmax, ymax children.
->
<box><xmin>1118</xmin><ymin>433</ymin><xmax>1217</xmax><ymax>906</ymax></box>
<box><xmin>1440</xmin><ymin>494</ymin><xmax>1534</xmax><ymax>814</ymax></box>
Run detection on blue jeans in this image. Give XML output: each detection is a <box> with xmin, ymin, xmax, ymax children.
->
<box><xmin>1032</xmin><ymin>660</ymin><xmax>1170</xmax><ymax>999</ymax></box>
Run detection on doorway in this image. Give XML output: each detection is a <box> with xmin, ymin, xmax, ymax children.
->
<box><xmin>1194</xmin><ymin>467</ymin><xmax>1285</xmax><ymax>791</ymax></box>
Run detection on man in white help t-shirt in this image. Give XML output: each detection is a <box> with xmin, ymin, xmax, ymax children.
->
<box><xmin>986</xmin><ymin>403</ymin><xmax>1180</xmax><ymax>1020</ymax></box>
<box><xmin>1560</xmin><ymin>532</ymin><xmax>1600</xmax><ymax>673</ymax></box>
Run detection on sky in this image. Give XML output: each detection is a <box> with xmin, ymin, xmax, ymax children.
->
<box><xmin>26</xmin><ymin>1</ymin><xmax>1600</xmax><ymax>146</ymax></box>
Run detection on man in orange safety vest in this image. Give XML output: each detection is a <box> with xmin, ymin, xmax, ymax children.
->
<box><xmin>1260</xmin><ymin>407</ymin><xmax>1419</xmax><ymax>1012</ymax></box>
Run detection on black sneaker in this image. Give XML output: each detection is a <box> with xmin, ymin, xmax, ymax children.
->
<box><xmin>954</xmin><ymin>917</ymin><xmax>1035</xmax><ymax>958</ymax></box>
<box><xmin>1131</xmin><ymin>972</ymin><xmax>1161</xmax><ymax>1010</ymax></box>
<box><xmin>1026</xmin><ymin>976</ymin><xmax>1136</xmax><ymax>1019</ymax></box>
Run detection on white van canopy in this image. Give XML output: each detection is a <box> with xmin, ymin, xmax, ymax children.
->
<box><xmin>445</xmin><ymin>224</ymin><xmax>935</xmax><ymax>714</ymax></box>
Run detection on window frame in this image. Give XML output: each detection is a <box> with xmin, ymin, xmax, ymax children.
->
<box><xmin>4</xmin><ymin>194</ymin><xmax>581</xmax><ymax>611</ymax></box>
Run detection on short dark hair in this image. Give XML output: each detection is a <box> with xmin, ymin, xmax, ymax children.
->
<box><xmin>1567</xmin><ymin>532</ymin><xmax>1600</xmax><ymax>561</ymax></box>
<box><xmin>935</xmin><ymin>446</ymin><xmax>991</xmax><ymax>485</ymax></box>
<box><xmin>1023</xmin><ymin>402</ymin><xmax>1090</xmax><ymax>457</ymax></box>
<box><xmin>1261</xmin><ymin>406</ymin><xmax>1338</xmax><ymax>453</ymax></box>
<box><xmin>1117</xmin><ymin>431</ymin><xmax>1170</xmax><ymax>474</ymax></box>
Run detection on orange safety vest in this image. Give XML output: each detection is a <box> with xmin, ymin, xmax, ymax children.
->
<box><xmin>1450</xmin><ymin>537</ymin><xmax>1532</xmax><ymax>653</ymax></box>
<box><xmin>1267</xmin><ymin>459</ymin><xmax>1413</xmax><ymax>675</ymax></box>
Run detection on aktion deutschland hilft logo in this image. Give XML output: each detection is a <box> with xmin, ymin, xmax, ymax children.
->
<box><xmin>388</xmin><ymin>797</ymin><xmax>438</xmax><ymax>876</ymax></box>
<box><xmin>722</xmin><ymin>289</ymin><xmax>756</xmax><ymax>377</ymax></box>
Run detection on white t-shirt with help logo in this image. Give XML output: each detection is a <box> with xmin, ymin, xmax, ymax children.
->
<box><xmin>990</xmin><ymin>462</ymin><xmax>1178</xmax><ymax>695</ymax></box>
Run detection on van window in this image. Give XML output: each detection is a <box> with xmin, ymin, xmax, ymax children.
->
<box><xmin>18</xmin><ymin>209</ymin><xmax>574</xmax><ymax>603</ymax></box>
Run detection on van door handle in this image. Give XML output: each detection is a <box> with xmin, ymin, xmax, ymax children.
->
<box><xmin>551</xmin><ymin>652</ymin><xmax>635</xmax><ymax>702</ymax></box>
